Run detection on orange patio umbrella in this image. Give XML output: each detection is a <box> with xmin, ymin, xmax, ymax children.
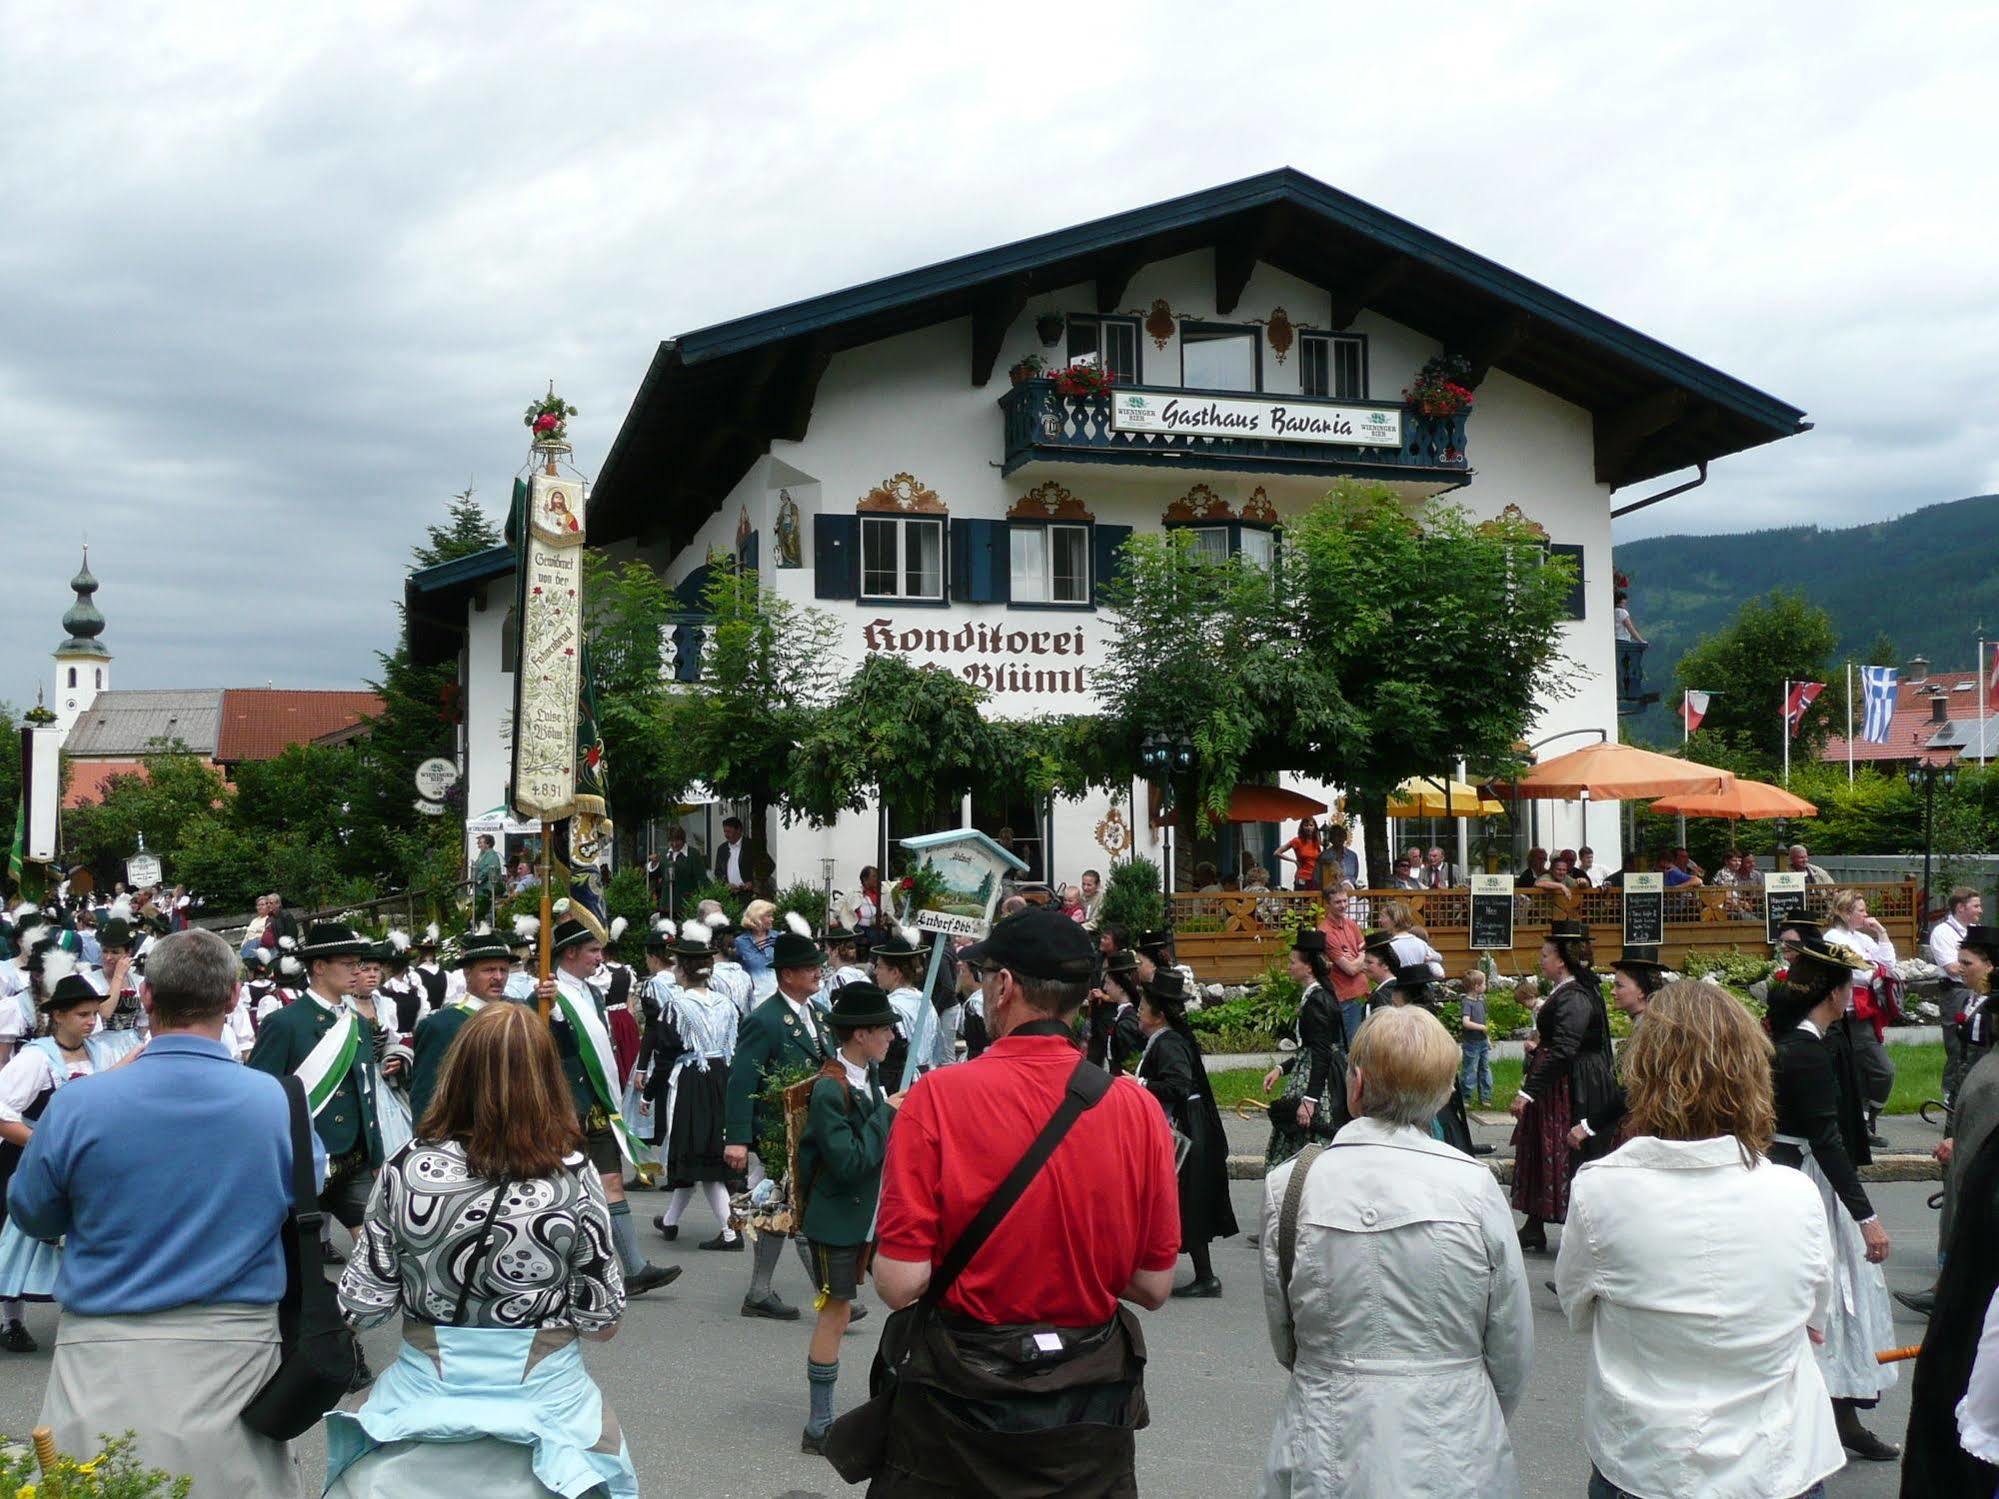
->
<box><xmin>1148</xmin><ymin>783</ymin><xmax>1329</xmax><ymax>827</ymax></box>
<box><xmin>1512</xmin><ymin>741</ymin><xmax>1733</xmax><ymax>801</ymax></box>
<box><xmin>1647</xmin><ymin>779</ymin><xmax>1817</xmax><ymax>820</ymax></box>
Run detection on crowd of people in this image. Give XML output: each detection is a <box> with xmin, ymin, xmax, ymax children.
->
<box><xmin>2</xmin><ymin>844</ymin><xmax>1995</xmax><ymax>1495</ymax></box>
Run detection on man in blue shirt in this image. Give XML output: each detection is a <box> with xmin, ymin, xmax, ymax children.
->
<box><xmin>9</xmin><ymin>926</ymin><xmax>320</xmax><ymax>1494</ymax></box>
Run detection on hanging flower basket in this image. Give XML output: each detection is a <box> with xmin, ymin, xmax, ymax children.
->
<box><xmin>1402</xmin><ymin>354</ymin><xmax>1476</xmax><ymax>420</ymax></box>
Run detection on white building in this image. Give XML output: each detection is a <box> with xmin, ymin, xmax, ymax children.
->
<box><xmin>410</xmin><ymin>169</ymin><xmax>1806</xmax><ymax>888</ymax></box>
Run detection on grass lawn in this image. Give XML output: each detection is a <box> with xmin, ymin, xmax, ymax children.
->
<box><xmin>1211</xmin><ymin>1039</ymin><xmax>1947</xmax><ymax>1118</ymax></box>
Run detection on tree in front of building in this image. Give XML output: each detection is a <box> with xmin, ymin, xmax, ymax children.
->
<box><xmin>661</xmin><ymin>556</ymin><xmax>840</xmax><ymax>885</ymax></box>
<box><xmin>583</xmin><ymin>553</ymin><xmax>681</xmax><ymax>858</ymax></box>
<box><xmin>1671</xmin><ymin>588</ymin><xmax>1839</xmax><ymax>769</ymax></box>
<box><xmin>1092</xmin><ymin>481</ymin><xmax>1576</xmax><ymax>883</ymax></box>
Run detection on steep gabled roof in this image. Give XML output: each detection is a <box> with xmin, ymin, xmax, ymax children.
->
<box><xmin>404</xmin><ymin>543</ymin><xmax>514</xmax><ymax>666</ymax></box>
<box><xmin>213</xmin><ymin>689</ymin><xmax>386</xmax><ymax>765</ymax></box>
<box><xmin>64</xmin><ymin>689</ymin><xmax>224</xmax><ymax>757</ymax></box>
<box><xmin>591</xmin><ymin>167</ymin><xmax>1808</xmax><ymax>551</ymax></box>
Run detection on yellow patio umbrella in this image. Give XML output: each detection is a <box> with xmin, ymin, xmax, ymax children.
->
<box><xmin>1387</xmin><ymin>775</ymin><xmax>1504</xmax><ymax>818</ymax></box>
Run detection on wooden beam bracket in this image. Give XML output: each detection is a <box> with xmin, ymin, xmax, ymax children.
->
<box><xmin>1329</xmin><ymin>254</ymin><xmax>1410</xmax><ymax>331</ymax></box>
<box><xmin>970</xmin><ymin>277</ymin><xmax>1032</xmax><ymax>386</ymax></box>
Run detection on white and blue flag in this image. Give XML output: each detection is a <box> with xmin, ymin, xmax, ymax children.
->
<box><xmin>1861</xmin><ymin>665</ymin><xmax>1899</xmax><ymax>744</ymax></box>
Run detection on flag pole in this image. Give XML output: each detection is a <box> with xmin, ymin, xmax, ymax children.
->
<box><xmin>1980</xmin><ymin>634</ymin><xmax>1987</xmax><ymax>767</ymax></box>
<box><xmin>1846</xmin><ymin>661</ymin><xmax>1855</xmax><ymax>785</ymax></box>
<box><xmin>1679</xmin><ymin>693</ymin><xmax>1689</xmax><ymax>848</ymax></box>
<box><xmin>1782</xmin><ymin>678</ymin><xmax>1791</xmax><ymax>788</ymax></box>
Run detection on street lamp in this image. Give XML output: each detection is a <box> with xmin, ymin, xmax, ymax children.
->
<box><xmin>1139</xmin><ymin>730</ymin><xmax>1197</xmax><ymax>896</ymax></box>
<box><xmin>1905</xmin><ymin>759</ymin><xmax>1958</xmax><ymax>925</ymax></box>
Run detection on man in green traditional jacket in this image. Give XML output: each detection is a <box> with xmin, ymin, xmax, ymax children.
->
<box><xmin>795</xmin><ymin>982</ymin><xmax>902</xmax><ymax>1454</ymax></box>
<box><xmin>724</xmin><ymin>926</ymin><xmax>835</xmax><ymax>1321</ymax></box>
<box><xmin>405</xmin><ymin>928</ymin><xmax>513</xmax><ymax>1121</ymax></box>
<box><xmin>245</xmin><ymin>922</ymin><xmax>383</xmax><ymax>1249</ymax></box>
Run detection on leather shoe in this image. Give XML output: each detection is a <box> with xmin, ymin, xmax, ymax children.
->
<box><xmin>698</xmin><ymin>1233</ymin><xmax>741</xmax><ymax>1251</ymax></box>
<box><xmin>742</xmin><ymin>1292</ymin><xmax>801</xmax><ymax>1321</ymax></box>
<box><xmin>0</xmin><ymin>1320</ymin><xmax>36</xmax><ymax>1354</ymax></box>
<box><xmin>653</xmin><ymin>1219</ymin><xmax>678</xmax><ymax>1241</ymax></box>
<box><xmin>800</xmin><ymin>1427</ymin><xmax>828</xmax><ymax>1456</ymax></box>
<box><xmin>1473</xmin><ymin>1143</ymin><xmax>1496</xmax><ymax>1156</ymax></box>
<box><xmin>1171</xmin><ymin>1276</ymin><xmax>1222</xmax><ymax>1299</ymax></box>
<box><xmin>849</xmin><ymin>1301</ymin><xmax>868</xmax><ymax>1323</ymax></box>
<box><xmin>1894</xmin><ymin>1287</ymin><xmax>1937</xmax><ymax>1317</ymax></box>
<box><xmin>1868</xmin><ymin>1132</ymin><xmax>1891</xmax><ymax>1151</ymax></box>
<box><xmin>625</xmin><ymin>1264</ymin><xmax>682</xmax><ymax>1296</ymax></box>
<box><xmin>347</xmin><ymin>1350</ymin><xmax>375</xmax><ymax>1393</ymax></box>
<box><xmin>1841</xmin><ymin>1426</ymin><xmax>1901</xmax><ymax>1462</ymax></box>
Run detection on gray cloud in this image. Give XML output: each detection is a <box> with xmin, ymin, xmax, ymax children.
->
<box><xmin>4</xmin><ymin>4</ymin><xmax>1994</xmax><ymax>707</ymax></box>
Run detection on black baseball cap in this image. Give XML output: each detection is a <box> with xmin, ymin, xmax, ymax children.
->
<box><xmin>957</xmin><ymin>909</ymin><xmax>1097</xmax><ymax>983</ymax></box>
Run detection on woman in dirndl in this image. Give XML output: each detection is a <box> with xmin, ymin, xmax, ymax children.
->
<box><xmin>1767</xmin><ymin>939</ymin><xmax>1902</xmax><ymax>1462</ymax></box>
<box><xmin>0</xmin><ymin>969</ymin><xmax>141</xmax><ymax>1352</ymax></box>
<box><xmin>640</xmin><ymin>919</ymin><xmax>742</xmax><ymax>1250</ymax></box>
<box><xmin>1135</xmin><ymin>969</ymin><xmax>1239</xmax><ymax>1298</ymax></box>
<box><xmin>1262</xmin><ymin>928</ymin><xmax>1349</xmax><ymax>1168</ymax></box>
<box><xmin>1509</xmin><ymin>919</ymin><xmax>1615</xmax><ymax>1253</ymax></box>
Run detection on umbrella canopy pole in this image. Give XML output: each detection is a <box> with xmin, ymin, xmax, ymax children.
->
<box><xmin>1456</xmin><ymin>759</ymin><xmax>1471</xmax><ymax>878</ymax></box>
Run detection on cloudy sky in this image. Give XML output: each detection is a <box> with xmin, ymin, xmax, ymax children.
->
<box><xmin>6</xmin><ymin>4</ymin><xmax>1995</xmax><ymax>706</ymax></box>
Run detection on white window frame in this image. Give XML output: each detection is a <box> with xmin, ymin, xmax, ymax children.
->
<box><xmin>1299</xmin><ymin>333</ymin><xmax>1368</xmax><ymax>399</ymax></box>
<box><xmin>860</xmin><ymin>516</ymin><xmax>945</xmax><ymax>602</ymax></box>
<box><xmin>1066</xmin><ymin>317</ymin><xmax>1141</xmax><ymax>383</ymax></box>
<box><xmin>1009</xmin><ymin>522</ymin><xmax>1091</xmax><ymax>606</ymax></box>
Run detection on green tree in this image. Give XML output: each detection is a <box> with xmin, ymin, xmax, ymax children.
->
<box><xmin>0</xmin><ymin>703</ymin><xmax>19</xmax><ymax>826</ymax></box>
<box><xmin>61</xmin><ymin>745</ymin><xmax>230</xmax><ymax>885</ymax></box>
<box><xmin>1093</xmin><ymin>482</ymin><xmax>1575</xmax><ymax>881</ymax></box>
<box><xmin>1864</xmin><ymin>632</ymin><xmax>1900</xmax><ymax>667</ymax></box>
<box><xmin>415</xmin><ymin>484</ymin><xmax>504</xmax><ymax>568</ymax></box>
<box><xmin>1672</xmin><ymin>590</ymin><xmax>1839</xmax><ymax>766</ymax></box>
<box><xmin>660</xmin><ymin>556</ymin><xmax>840</xmax><ymax>881</ymax></box>
<box><xmin>583</xmin><ymin>553</ymin><xmax>679</xmax><ymax>852</ymax></box>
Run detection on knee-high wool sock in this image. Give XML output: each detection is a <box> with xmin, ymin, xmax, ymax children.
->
<box><xmin>608</xmin><ymin>1199</ymin><xmax>646</xmax><ymax>1276</ymax></box>
<box><xmin>807</xmin><ymin>1357</ymin><xmax>840</xmax><ymax>1437</ymax></box>
<box><xmin>750</xmin><ymin>1229</ymin><xmax>786</xmax><ymax>1298</ymax></box>
<box><xmin>703</xmin><ymin>1181</ymin><xmax>734</xmax><ymax>1237</ymax></box>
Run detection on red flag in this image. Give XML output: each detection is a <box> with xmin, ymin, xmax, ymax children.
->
<box><xmin>1987</xmin><ymin>642</ymin><xmax>1999</xmax><ymax>700</ymax></box>
<box><xmin>1785</xmin><ymin>681</ymin><xmax>1825</xmax><ymax>737</ymax></box>
<box><xmin>1680</xmin><ymin>690</ymin><xmax>1710</xmax><ymax>734</ymax></box>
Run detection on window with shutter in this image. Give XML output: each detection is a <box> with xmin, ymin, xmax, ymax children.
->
<box><xmin>813</xmin><ymin>514</ymin><xmax>859</xmax><ymax>600</ymax></box>
<box><xmin>1548</xmin><ymin>543</ymin><xmax>1586</xmax><ymax>620</ymax></box>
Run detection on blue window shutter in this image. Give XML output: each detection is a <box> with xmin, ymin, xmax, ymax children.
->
<box><xmin>814</xmin><ymin>515</ymin><xmax>858</xmax><ymax>600</ymax></box>
<box><xmin>670</xmin><ymin>623</ymin><xmax>705</xmax><ymax>682</ymax></box>
<box><xmin>1548</xmin><ymin>543</ymin><xmax>1586</xmax><ymax>620</ymax></box>
<box><xmin>1092</xmin><ymin>524</ymin><xmax>1134</xmax><ymax>605</ymax></box>
<box><xmin>951</xmin><ymin>519</ymin><xmax>1009</xmax><ymax>603</ymax></box>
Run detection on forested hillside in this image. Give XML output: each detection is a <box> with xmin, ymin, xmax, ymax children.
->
<box><xmin>1615</xmin><ymin>493</ymin><xmax>1999</xmax><ymax>743</ymax></box>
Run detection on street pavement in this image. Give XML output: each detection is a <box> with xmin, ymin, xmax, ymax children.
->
<box><xmin>0</xmin><ymin>1130</ymin><xmax>1944</xmax><ymax>1496</ymax></box>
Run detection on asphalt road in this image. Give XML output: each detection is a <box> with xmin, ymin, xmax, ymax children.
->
<box><xmin>0</xmin><ymin>1170</ymin><xmax>1942</xmax><ymax>1498</ymax></box>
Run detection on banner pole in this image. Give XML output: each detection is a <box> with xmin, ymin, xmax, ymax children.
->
<box><xmin>538</xmin><ymin>821</ymin><xmax>554</xmax><ymax>1021</ymax></box>
<box><xmin>1847</xmin><ymin>661</ymin><xmax>1855</xmax><ymax>785</ymax></box>
<box><xmin>1782</xmin><ymin>679</ymin><xmax>1791</xmax><ymax>789</ymax></box>
<box><xmin>1679</xmin><ymin>696</ymin><xmax>1689</xmax><ymax>849</ymax></box>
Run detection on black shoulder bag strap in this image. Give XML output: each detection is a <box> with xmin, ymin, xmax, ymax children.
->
<box><xmin>923</xmin><ymin>1055</ymin><xmax>1113</xmax><ymax>1310</ymax></box>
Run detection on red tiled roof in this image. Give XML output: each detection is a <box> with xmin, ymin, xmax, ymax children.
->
<box><xmin>1819</xmin><ymin>673</ymin><xmax>1974</xmax><ymax>766</ymax></box>
<box><xmin>63</xmin><ymin>760</ymin><xmax>148</xmax><ymax>809</ymax></box>
<box><xmin>213</xmin><ymin>689</ymin><xmax>385</xmax><ymax>765</ymax></box>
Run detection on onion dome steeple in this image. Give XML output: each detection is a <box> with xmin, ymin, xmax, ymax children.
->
<box><xmin>60</xmin><ymin>545</ymin><xmax>110</xmax><ymax>658</ymax></box>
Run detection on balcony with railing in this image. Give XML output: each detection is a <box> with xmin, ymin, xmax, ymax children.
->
<box><xmin>998</xmin><ymin>378</ymin><xmax>1472</xmax><ymax>491</ymax></box>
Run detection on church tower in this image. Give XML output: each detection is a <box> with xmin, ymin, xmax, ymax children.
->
<box><xmin>52</xmin><ymin>545</ymin><xmax>111</xmax><ymax>736</ymax></box>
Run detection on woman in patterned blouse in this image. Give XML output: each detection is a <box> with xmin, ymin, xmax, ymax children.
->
<box><xmin>327</xmin><ymin>1003</ymin><xmax>638</xmax><ymax>1498</ymax></box>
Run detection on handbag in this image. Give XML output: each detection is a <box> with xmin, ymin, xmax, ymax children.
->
<box><xmin>240</xmin><ymin>1075</ymin><xmax>363</xmax><ymax>1441</ymax></box>
<box><xmin>822</xmin><ymin>1054</ymin><xmax>1113</xmax><ymax>1483</ymax></box>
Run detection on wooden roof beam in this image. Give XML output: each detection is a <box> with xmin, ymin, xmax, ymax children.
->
<box><xmin>1329</xmin><ymin>254</ymin><xmax>1411</xmax><ymax>330</ymax></box>
<box><xmin>1594</xmin><ymin>388</ymin><xmax>1690</xmax><ymax>486</ymax></box>
<box><xmin>970</xmin><ymin>277</ymin><xmax>1031</xmax><ymax>386</ymax></box>
<box><xmin>1214</xmin><ymin>204</ymin><xmax>1285</xmax><ymax>315</ymax></box>
<box><xmin>1459</xmin><ymin>311</ymin><xmax>1530</xmax><ymax>388</ymax></box>
<box><xmin>1093</xmin><ymin>248</ymin><xmax>1148</xmax><ymax>314</ymax></box>
<box><xmin>767</xmin><ymin>336</ymin><xmax>834</xmax><ymax>444</ymax></box>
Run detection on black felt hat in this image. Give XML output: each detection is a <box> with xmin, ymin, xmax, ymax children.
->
<box><xmin>1611</xmin><ymin>948</ymin><xmax>1671</xmax><ymax>980</ymax></box>
<box><xmin>1773</xmin><ymin>917</ymin><xmax>1823</xmax><ymax>948</ymax></box>
<box><xmin>1548</xmin><ymin>919</ymin><xmax>1591</xmax><ymax>942</ymax></box>
<box><xmin>1103</xmin><ymin>948</ymin><xmax>1140</xmax><ymax>976</ymax></box>
<box><xmin>97</xmin><ymin>917</ymin><xmax>134</xmax><ymax>951</ymax></box>
<box><xmin>1136</xmin><ymin>928</ymin><xmax>1173</xmax><ymax>956</ymax></box>
<box><xmin>1362</xmin><ymin>929</ymin><xmax>1399</xmax><ymax>961</ymax></box>
<box><xmin>1389</xmin><ymin>962</ymin><xmax>1437</xmax><ymax>994</ymax></box>
<box><xmin>549</xmin><ymin>918</ymin><xmax>598</xmax><ymax>955</ymax></box>
<box><xmin>1961</xmin><ymin>925</ymin><xmax>1999</xmax><ymax>960</ymax></box>
<box><xmin>298</xmin><ymin>923</ymin><xmax>372</xmax><ymax>960</ymax></box>
<box><xmin>1292</xmin><ymin>928</ymin><xmax>1328</xmax><ymax>955</ymax></box>
<box><xmin>1142</xmin><ymin>967</ymin><xmax>1190</xmax><ymax>1005</ymax></box>
<box><xmin>41</xmin><ymin>973</ymin><xmax>103</xmax><ymax>1012</ymax></box>
<box><xmin>452</xmin><ymin>929</ymin><xmax>514</xmax><ymax>967</ymax></box>
<box><xmin>870</xmin><ymin>928</ymin><xmax>930</xmax><ymax>962</ymax></box>
<box><xmin>771</xmin><ymin>930</ymin><xmax>825</xmax><ymax>970</ymax></box>
<box><xmin>827</xmin><ymin>982</ymin><xmax>898</xmax><ymax>1029</ymax></box>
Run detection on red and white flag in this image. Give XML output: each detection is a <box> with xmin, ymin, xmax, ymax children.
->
<box><xmin>1680</xmin><ymin>690</ymin><xmax>1711</xmax><ymax>733</ymax></box>
<box><xmin>1784</xmin><ymin>680</ymin><xmax>1825</xmax><ymax>737</ymax></box>
<box><xmin>1987</xmin><ymin>642</ymin><xmax>1999</xmax><ymax>699</ymax></box>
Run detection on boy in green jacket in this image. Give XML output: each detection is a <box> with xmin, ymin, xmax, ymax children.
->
<box><xmin>794</xmin><ymin>982</ymin><xmax>904</xmax><ymax>1454</ymax></box>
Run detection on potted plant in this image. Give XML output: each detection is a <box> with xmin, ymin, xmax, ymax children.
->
<box><xmin>1402</xmin><ymin>354</ymin><xmax>1476</xmax><ymax>419</ymax></box>
<box><xmin>1008</xmin><ymin>353</ymin><xmax>1051</xmax><ymax>386</ymax></box>
<box><xmin>1034</xmin><ymin>311</ymin><xmax>1066</xmax><ymax>346</ymax></box>
<box><xmin>1052</xmin><ymin>363</ymin><xmax>1115</xmax><ymax>399</ymax></box>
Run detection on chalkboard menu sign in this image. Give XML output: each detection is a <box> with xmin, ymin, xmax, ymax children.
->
<box><xmin>1623</xmin><ymin>872</ymin><xmax>1665</xmax><ymax>947</ymax></box>
<box><xmin>1469</xmin><ymin>874</ymin><xmax>1515</xmax><ymax>951</ymax></box>
<box><xmin>1765</xmin><ymin>872</ymin><xmax>1809</xmax><ymax>945</ymax></box>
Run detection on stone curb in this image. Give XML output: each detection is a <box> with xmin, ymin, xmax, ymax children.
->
<box><xmin>1228</xmin><ymin>1152</ymin><xmax>1942</xmax><ymax>1183</ymax></box>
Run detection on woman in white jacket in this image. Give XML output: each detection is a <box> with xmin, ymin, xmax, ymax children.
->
<box><xmin>1260</xmin><ymin>1006</ymin><xmax>1531</xmax><ymax>1498</ymax></box>
<box><xmin>1555</xmin><ymin>980</ymin><xmax>1844</xmax><ymax>1499</ymax></box>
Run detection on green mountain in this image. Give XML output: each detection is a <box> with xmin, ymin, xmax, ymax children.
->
<box><xmin>1615</xmin><ymin>493</ymin><xmax>1999</xmax><ymax>744</ymax></box>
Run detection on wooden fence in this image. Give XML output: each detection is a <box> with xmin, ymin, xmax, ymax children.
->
<box><xmin>1170</xmin><ymin>882</ymin><xmax>1921</xmax><ymax>984</ymax></box>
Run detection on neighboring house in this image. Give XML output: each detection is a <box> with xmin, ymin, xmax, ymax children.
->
<box><xmin>410</xmin><ymin>167</ymin><xmax>1809</xmax><ymax>882</ymax></box>
<box><xmin>1819</xmin><ymin>657</ymin><xmax>1971</xmax><ymax>771</ymax></box>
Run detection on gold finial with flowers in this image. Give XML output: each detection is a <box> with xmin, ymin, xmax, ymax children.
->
<box><xmin>525</xmin><ymin>381</ymin><xmax>579</xmax><ymax>469</ymax></box>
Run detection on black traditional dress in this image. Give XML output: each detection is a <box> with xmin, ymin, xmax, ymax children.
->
<box><xmin>1136</xmin><ymin>1024</ymin><xmax>1239</xmax><ymax>1247</ymax></box>
<box><xmin>1509</xmin><ymin>974</ymin><xmax>1615</xmax><ymax>1222</ymax></box>
<box><xmin>1264</xmin><ymin>982</ymin><xmax>1349</xmax><ymax>1168</ymax></box>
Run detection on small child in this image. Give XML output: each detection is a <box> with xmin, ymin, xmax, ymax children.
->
<box><xmin>795</xmin><ymin>983</ymin><xmax>904</xmax><ymax>1455</ymax></box>
<box><xmin>1458</xmin><ymin>970</ymin><xmax>1493</xmax><ymax>1107</ymax></box>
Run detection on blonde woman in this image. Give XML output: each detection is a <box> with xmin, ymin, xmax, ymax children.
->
<box><xmin>1556</xmin><ymin>980</ymin><xmax>1843</xmax><ymax>1499</ymax></box>
<box><xmin>734</xmin><ymin>899</ymin><xmax>779</xmax><ymax>1002</ymax></box>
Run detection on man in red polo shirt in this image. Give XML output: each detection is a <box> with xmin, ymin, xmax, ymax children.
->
<box><xmin>1317</xmin><ymin>886</ymin><xmax>1371</xmax><ymax>1045</ymax></box>
<box><xmin>870</xmin><ymin>909</ymin><xmax>1179</xmax><ymax>1493</ymax></box>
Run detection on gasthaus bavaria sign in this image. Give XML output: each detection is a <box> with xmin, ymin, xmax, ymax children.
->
<box><xmin>1111</xmin><ymin>391</ymin><xmax>1403</xmax><ymax>447</ymax></box>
